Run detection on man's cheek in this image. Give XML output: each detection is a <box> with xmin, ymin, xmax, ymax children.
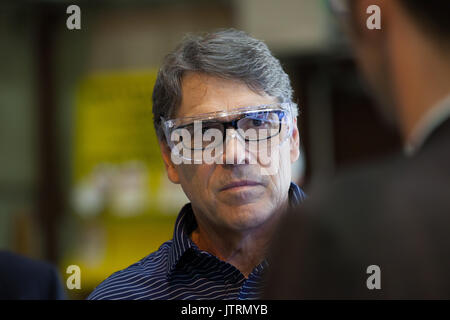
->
<box><xmin>178</xmin><ymin>163</ymin><xmax>200</xmax><ymax>181</ymax></box>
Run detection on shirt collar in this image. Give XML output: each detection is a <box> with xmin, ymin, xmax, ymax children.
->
<box><xmin>167</xmin><ymin>182</ymin><xmax>305</xmax><ymax>275</ymax></box>
<box><xmin>167</xmin><ymin>203</ymin><xmax>198</xmax><ymax>275</ymax></box>
<box><xmin>405</xmin><ymin>93</ymin><xmax>450</xmax><ymax>156</ymax></box>
<box><xmin>288</xmin><ymin>181</ymin><xmax>306</xmax><ymax>207</ymax></box>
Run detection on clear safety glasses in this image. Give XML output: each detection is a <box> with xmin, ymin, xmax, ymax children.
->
<box><xmin>161</xmin><ymin>103</ymin><xmax>295</xmax><ymax>162</ymax></box>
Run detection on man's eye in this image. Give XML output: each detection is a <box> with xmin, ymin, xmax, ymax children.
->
<box><xmin>201</xmin><ymin>125</ymin><xmax>217</xmax><ymax>133</ymax></box>
<box><xmin>252</xmin><ymin>119</ymin><xmax>266</xmax><ymax>127</ymax></box>
<box><xmin>252</xmin><ymin>119</ymin><xmax>261</xmax><ymax>126</ymax></box>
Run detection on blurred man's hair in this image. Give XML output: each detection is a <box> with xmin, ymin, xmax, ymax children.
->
<box><xmin>399</xmin><ymin>0</ymin><xmax>450</xmax><ymax>41</ymax></box>
<box><xmin>152</xmin><ymin>28</ymin><xmax>297</xmax><ymax>141</ymax></box>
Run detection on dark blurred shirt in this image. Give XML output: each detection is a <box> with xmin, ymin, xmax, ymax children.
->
<box><xmin>265</xmin><ymin>115</ymin><xmax>450</xmax><ymax>299</ymax></box>
<box><xmin>0</xmin><ymin>251</ymin><xmax>66</xmax><ymax>300</ymax></box>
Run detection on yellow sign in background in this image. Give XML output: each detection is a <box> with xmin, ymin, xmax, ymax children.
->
<box><xmin>64</xmin><ymin>70</ymin><xmax>188</xmax><ymax>297</ymax></box>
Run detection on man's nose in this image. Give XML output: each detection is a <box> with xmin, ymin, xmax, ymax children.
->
<box><xmin>222</xmin><ymin>129</ymin><xmax>248</xmax><ymax>165</ymax></box>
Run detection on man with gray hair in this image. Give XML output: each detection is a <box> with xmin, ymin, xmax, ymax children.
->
<box><xmin>88</xmin><ymin>29</ymin><xmax>305</xmax><ymax>300</ymax></box>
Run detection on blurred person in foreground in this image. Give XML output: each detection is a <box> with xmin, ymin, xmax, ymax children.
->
<box><xmin>265</xmin><ymin>0</ymin><xmax>450</xmax><ymax>299</ymax></box>
<box><xmin>88</xmin><ymin>29</ymin><xmax>305</xmax><ymax>300</ymax></box>
<box><xmin>0</xmin><ymin>251</ymin><xmax>65</xmax><ymax>300</ymax></box>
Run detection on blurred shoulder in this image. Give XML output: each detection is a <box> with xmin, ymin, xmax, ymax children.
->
<box><xmin>301</xmin><ymin>153</ymin><xmax>403</xmax><ymax>218</ymax></box>
<box><xmin>0</xmin><ymin>251</ymin><xmax>65</xmax><ymax>300</ymax></box>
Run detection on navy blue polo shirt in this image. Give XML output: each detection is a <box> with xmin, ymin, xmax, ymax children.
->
<box><xmin>88</xmin><ymin>182</ymin><xmax>305</xmax><ymax>300</ymax></box>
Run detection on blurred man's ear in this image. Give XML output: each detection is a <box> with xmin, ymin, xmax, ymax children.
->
<box><xmin>159</xmin><ymin>140</ymin><xmax>181</xmax><ymax>184</ymax></box>
<box><xmin>290</xmin><ymin>118</ymin><xmax>300</xmax><ymax>163</ymax></box>
<box><xmin>347</xmin><ymin>0</ymin><xmax>389</xmax><ymax>41</ymax></box>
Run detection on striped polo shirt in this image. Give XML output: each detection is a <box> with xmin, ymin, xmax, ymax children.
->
<box><xmin>88</xmin><ymin>182</ymin><xmax>305</xmax><ymax>300</ymax></box>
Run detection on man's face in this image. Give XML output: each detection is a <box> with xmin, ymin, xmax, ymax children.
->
<box><xmin>160</xmin><ymin>72</ymin><xmax>299</xmax><ymax>232</ymax></box>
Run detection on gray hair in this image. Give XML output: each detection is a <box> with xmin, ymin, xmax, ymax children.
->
<box><xmin>152</xmin><ymin>28</ymin><xmax>297</xmax><ymax>141</ymax></box>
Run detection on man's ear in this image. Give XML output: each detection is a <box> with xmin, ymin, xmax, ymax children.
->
<box><xmin>159</xmin><ymin>140</ymin><xmax>180</xmax><ymax>184</ymax></box>
<box><xmin>290</xmin><ymin>118</ymin><xmax>300</xmax><ymax>163</ymax></box>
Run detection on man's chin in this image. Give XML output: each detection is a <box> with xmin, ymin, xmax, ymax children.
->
<box><xmin>216</xmin><ymin>203</ymin><xmax>274</xmax><ymax>231</ymax></box>
<box><xmin>372</xmin><ymin>90</ymin><xmax>400</xmax><ymax>129</ymax></box>
<box><xmin>216</xmin><ymin>184</ymin><xmax>266</xmax><ymax>205</ymax></box>
<box><xmin>360</xmin><ymin>60</ymin><xmax>400</xmax><ymax>132</ymax></box>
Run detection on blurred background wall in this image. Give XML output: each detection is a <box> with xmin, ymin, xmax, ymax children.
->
<box><xmin>0</xmin><ymin>0</ymin><xmax>401</xmax><ymax>299</ymax></box>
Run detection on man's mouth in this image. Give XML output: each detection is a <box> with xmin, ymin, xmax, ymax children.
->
<box><xmin>219</xmin><ymin>180</ymin><xmax>263</xmax><ymax>191</ymax></box>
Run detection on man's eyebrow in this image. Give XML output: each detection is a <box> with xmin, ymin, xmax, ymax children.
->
<box><xmin>174</xmin><ymin>104</ymin><xmax>281</xmax><ymax>122</ymax></box>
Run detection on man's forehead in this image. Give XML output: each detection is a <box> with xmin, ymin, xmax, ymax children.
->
<box><xmin>177</xmin><ymin>72</ymin><xmax>276</xmax><ymax>118</ymax></box>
